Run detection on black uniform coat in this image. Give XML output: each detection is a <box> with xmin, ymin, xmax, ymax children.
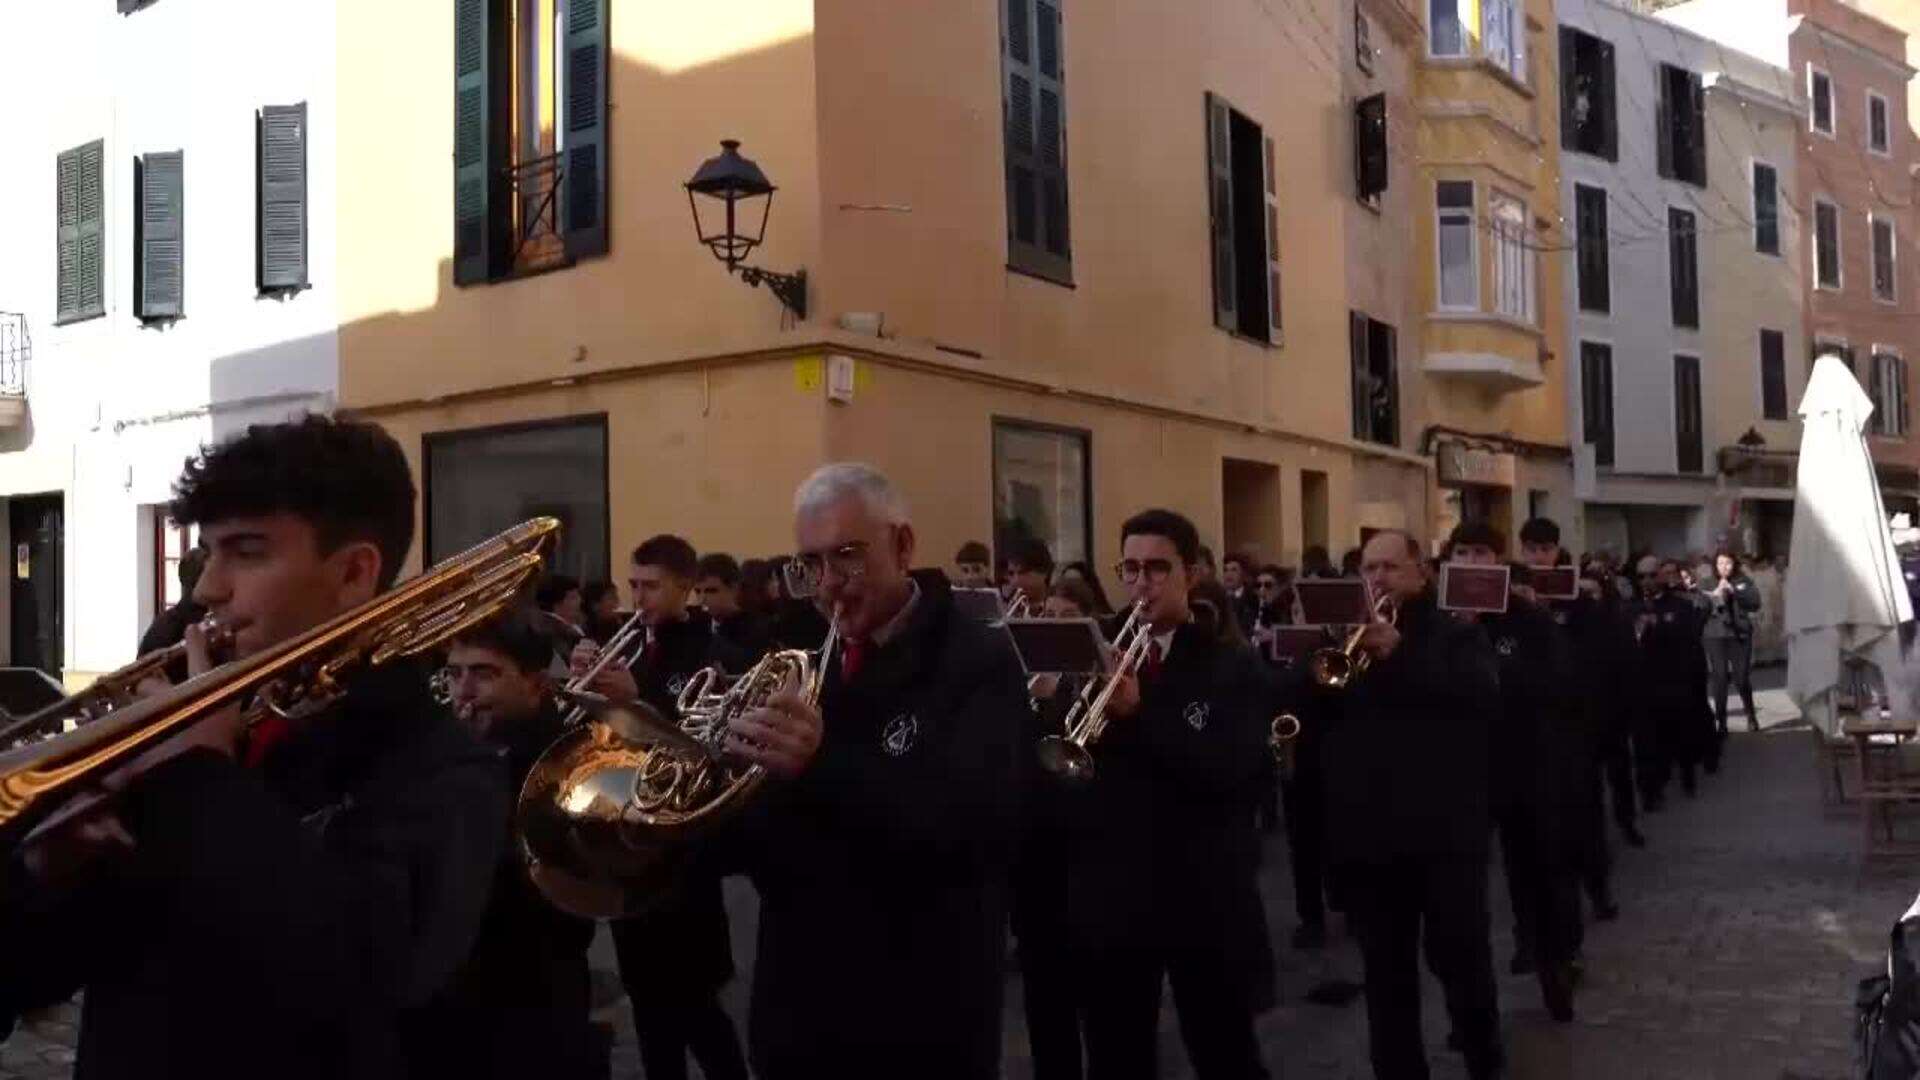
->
<box><xmin>612</xmin><ymin>610</ymin><xmax>745</xmax><ymax>999</ymax></box>
<box><xmin>402</xmin><ymin>697</ymin><xmax>602</xmax><ymax>1079</ymax></box>
<box><xmin>1478</xmin><ymin>597</ymin><xmax>1582</xmax><ymax>840</ymax></box>
<box><xmin>0</xmin><ymin>660</ymin><xmax>506</xmax><ymax>1080</ymax></box>
<box><xmin>1065</xmin><ymin>622</ymin><xmax>1274</xmax><ymax>997</ymax></box>
<box><xmin>1550</xmin><ymin>594</ymin><xmax>1637</xmax><ymax>761</ymax></box>
<box><xmin>709</xmin><ymin>570</ymin><xmax>1027</xmax><ymax>1080</ymax></box>
<box><xmin>1315</xmin><ymin>591</ymin><xmax>1502</xmax><ymax>865</ymax></box>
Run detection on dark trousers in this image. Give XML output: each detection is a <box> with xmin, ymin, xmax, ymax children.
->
<box><xmin>611</xmin><ymin>893</ymin><xmax>748</xmax><ymax>1080</ymax></box>
<box><xmin>628</xmin><ymin>993</ymin><xmax>749</xmax><ymax>1080</ymax></box>
<box><xmin>1576</xmin><ymin>761</ymin><xmax>1613</xmax><ymax>914</ymax></box>
<box><xmin>1341</xmin><ymin>857</ymin><xmax>1502</xmax><ymax>1080</ymax></box>
<box><xmin>1495</xmin><ymin>805</ymin><xmax>1583</xmax><ymax>986</ymax></box>
<box><xmin>1015</xmin><ymin>858</ymin><xmax>1085</xmax><ymax>1080</ymax></box>
<box><xmin>1079</xmin><ymin>940</ymin><xmax>1268</xmax><ymax>1080</ymax></box>
<box><xmin>1705</xmin><ymin>636</ymin><xmax>1757</xmax><ymax>733</ymax></box>
<box><xmin>1281</xmin><ymin>758</ymin><xmax>1329</xmax><ymax>928</ymax></box>
<box><xmin>1599</xmin><ymin>725</ymin><xmax>1637</xmax><ymax>828</ymax></box>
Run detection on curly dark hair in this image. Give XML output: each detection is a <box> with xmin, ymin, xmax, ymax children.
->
<box><xmin>170</xmin><ymin>413</ymin><xmax>416</xmax><ymax>589</ymax></box>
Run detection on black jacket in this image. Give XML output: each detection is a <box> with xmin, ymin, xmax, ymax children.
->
<box><xmin>711</xmin><ymin>570</ymin><xmax>1027</xmax><ymax>1080</ymax></box>
<box><xmin>1313</xmin><ymin>591</ymin><xmax>1501</xmax><ymax>864</ymax></box>
<box><xmin>402</xmin><ymin>697</ymin><xmax>601</xmax><ymax>1079</ymax></box>
<box><xmin>135</xmin><ymin>599</ymin><xmax>207</xmax><ymax>684</ymax></box>
<box><xmin>0</xmin><ymin>659</ymin><xmax>507</xmax><ymax>1080</ymax></box>
<box><xmin>713</xmin><ymin>610</ymin><xmax>772</xmax><ymax>665</ymax></box>
<box><xmin>1549</xmin><ymin>593</ymin><xmax>1639</xmax><ymax>749</ymax></box>
<box><xmin>1700</xmin><ymin>573</ymin><xmax>1762</xmax><ymax>640</ymax></box>
<box><xmin>1634</xmin><ymin>589</ymin><xmax>1710</xmax><ymax>709</ymax></box>
<box><xmin>1477</xmin><ymin>598</ymin><xmax>1585</xmax><ymax>834</ymax></box>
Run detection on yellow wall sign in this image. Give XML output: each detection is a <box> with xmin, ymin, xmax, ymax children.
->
<box><xmin>793</xmin><ymin>355</ymin><xmax>824</xmax><ymax>391</ymax></box>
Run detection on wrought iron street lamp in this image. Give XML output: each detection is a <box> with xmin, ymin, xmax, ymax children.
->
<box><xmin>685</xmin><ymin>139</ymin><xmax>807</xmax><ymax>320</ymax></box>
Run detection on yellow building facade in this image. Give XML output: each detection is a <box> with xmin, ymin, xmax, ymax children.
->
<box><xmin>334</xmin><ymin>0</ymin><xmax>1436</xmax><ymax>585</ymax></box>
<box><xmin>1411</xmin><ymin>0</ymin><xmax>1574</xmax><ymax>548</ymax></box>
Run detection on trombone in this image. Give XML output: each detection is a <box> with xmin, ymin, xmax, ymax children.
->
<box><xmin>1035</xmin><ymin>601</ymin><xmax>1152</xmax><ymax>783</ymax></box>
<box><xmin>1307</xmin><ymin>592</ymin><xmax>1399</xmax><ymax>690</ymax></box>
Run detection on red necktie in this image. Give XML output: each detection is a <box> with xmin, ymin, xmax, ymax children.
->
<box><xmin>840</xmin><ymin>639</ymin><xmax>868</xmax><ymax>684</ymax></box>
<box><xmin>243</xmin><ymin>715</ymin><xmax>293</xmax><ymax>769</ymax></box>
<box><xmin>1140</xmin><ymin>639</ymin><xmax>1165</xmax><ymax>683</ymax></box>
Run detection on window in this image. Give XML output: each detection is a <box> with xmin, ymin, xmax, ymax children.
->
<box><xmin>1668</xmin><ymin>207</ymin><xmax>1698</xmax><ymax>329</ymax></box>
<box><xmin>1491</xmin><ymin>192</ymin><xmax>1535</xmax><ymax>323</ymax></box>
<box><xmin>1350</xmin><ymin>313</ymin><xmax>1398</xmax><ymax>446</ymax></box>
<box><xmin>1657</xmin><ymin>64</ymin><xmax>1706</xmax><ymax>187</ymax></box>
<box><xmin>1814</xmin><ymin>198</ymin><xmax>1841</xmax><ymax>290</ymax></box>
<box><xmin>425</xmin><ymin>415</ymin><xmax>610</xmax><ymax>581</ymax></box>
<box><xmin>1871</xmin><ymin>352</ymin><xmax>1910</xmax><ymax>437</ymax></box>
<box><xmin>54</xmin><ymin>139</ymin><xmax>105</xmax><ymax>325</ymax></box>
<box><xmin>1354</xmin><ymin>93</ymin><xmax>1388</xmax><ymax>203</ymax></box>
<box><xmin>1207</xmin><ymin>93</ymin><xmax>1281</xmax><ymax>342</ymax></box>
<box><xmin>1872</xmin><ymin>214</ymin><xmax>1896</xmax><ymax>303</ymax></box>
<box><xmin>1430</xmin><ymin>0</ymin><xmax>1464</xmax><ymax>56</ymax></box>
<box><xmin>453</xmin><ymin>0</ymin><xmax>609</xmax><ymax>286</ymax></box>
<box><xmin>1674</xmin><ymin>355</ymin><xmax>1703</xmax><ymax>474</ymax></box>
<box><xmin>993</xmin><ymin>421</ymin><xmax>1091</xmax><ymax>571</ymax></box>
<box><xmin>1482</xmin><ymin>0</ymin><xmax>1526</xmax><ymax>82</ymax></box>
<box><xmin>1810</xmin><ymin>67</ymin><xmax>1834</xmax><ymax>135</ymax></box>
<box><xmin>1560</xmin><ymin>27</ymin><xmax>1618</xmax><ymax>161</ymax></box>
<box><xmin>257</xmin><ymin>103</ymin><xmax>309</xmax><ymax>294</ymax></box>
<box><xmin>1435</xmin><ymin>180</ymin><xmax>1476</xmax><ymax>310</ymax></box>
<box><xmin>1760</xmin><ymin>328</ymin><xmax>1787</xmax><ymax>421</ymax></box>
<box><xmin>1355</xmin><ymin>8</ymin><xmax>1374</xmax><ymax>74</ymax></box>
<box><xmin>150</xmin><ymin>513</ymin><xmax>198</xmax><ymax>617</ymax></box>
<box><xmin>1581</xmin><ymin>341</ymin><xmax>1615</xmax><ymax>467</ymax></box>
<box><xmin>1575</xmin><ymin>184</ymin><xmax>1610</xmax><ymax>313</ymax></box>
<box><xmin>1868</xmin><ymin>91</ymin><xmax>1890</xmax><ymax>155</ymax></box>
<box><xmin>1003</xmin><ymin>0</ymin><xmax>1070</xmax><ymax>282</ymax></box>
<box><xmin>134</xmin><ymin>150</ymin><xmax>184</xmax><ymax>322</ymax></box>
<box><xmin>1752</xmin><ymin>161</ymin><xmax>1779</xmax><ymax>255</ymax></box>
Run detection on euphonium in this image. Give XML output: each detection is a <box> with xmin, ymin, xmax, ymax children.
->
<box><xmin>517</xmin><ymin>619</ymin><xmax>840</xmax><ymax>918</ymax></box>
<box><xmin>0</xmin><ymin>620</ymin><xmax>235</xmax><ymax>747</ymax></box>
<box><xmin>1035</xmin><ymin>601</ymin><xmax>1153</xmax><ymax>783</ymax></box>
<box><xmin>1308</xmin><ymin>592</ymin><xmax>1399</xmax><ymax>690</ymax></box>
<box><xmin>0</xmin><ymin>517</ymin><xmax>560</xmax><ymax>859</ymax></box>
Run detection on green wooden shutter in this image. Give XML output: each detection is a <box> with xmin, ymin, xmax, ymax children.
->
<box><xmin>56</xmin><ymin>148</ymin><xmax>80</xmax><ymax>322</ymax></box>
<box><xmin>56</xmin><ymin>141</ymin><xmax>105</xmax><ymax>324</ymax></box>
<box><xmin>454</xmin><ymin>0</ymin><xmax>500</xmax><ymax>284</ymax></box>
<box><xmin>563</xmin><ymin>0</ymin><xmax>609</xmax><ymax>260</ymax></box>
<box><xmin>1207</xmin><ymin>93</ymin><xmax>1235</xmax><ymax>331</ymax></box>
<box><xmin>258</xmin><ymin>103</ymin><xmax>308</xmax><ymax>291</ymax></box>
<box><xmin>136</xmin><ymin>150</ymin><xmax>184</xmax><ymax>320</ymax></box>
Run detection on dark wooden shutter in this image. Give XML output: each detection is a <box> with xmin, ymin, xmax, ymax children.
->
<box><xmin>1355</xmin><ymin>93</ymin><xmax>1387</xmax><ymax>199</ymax></box>
<box><xmin>56</xmin><ymin>140</ymin><xmax>105</xmax><ymax>324</ymax></box>
<box><xmin>1371</xmin><ymin>319</ymin><xmax>1398</xmax><ymax>445</ymax></box>
<box><xmin>257</xmin><ymin>103</ymin><xmax>308</xmax><ymax>291</ymax></box>
<box><xmin>1760</xmin><ymin>329</ymin><xmax>1786</xmax><ymax>419</ymax></box>
<box><xmin>1350</xmin><ymin>311</ymin><xmax>1369</xmax><ymax>439</ymax></box>
<box><xmin>1597</xmin><ymin>40</ymin><xmax>1617</xmax><ymax>161</ymax></box>
<box><xmin>1687</xmin><ymin>74</ymin><xmax>1707</xmax><ymax>186</ymax></box>
<box><xmin>1655</xmin><ymin>67</ymin><xmax>1674</xmax><ymax>180</ymax></box>
<box><xmin>1207</xmin><ymin>93</ymin><xmax>1236</xmax><ymax>331</ymax></box>
<box><xmin>453</xmin><ymin>0</ymin><xmax>501</xmax><ymax>285</ymax></box>
<box><xmin>1559</xmin><ymin>29</ymin><xmax>1576</xmax><ymax>150</ymax></box>
<box><xmin>1003</xmin><ymin>0</ymin><xmax>1069</xmax><ymax>279</ymax></box>
<box><xmin>1669</xmin><ymin>208</ymin><xmax>1697</xmax><ymax>328</ymax></box>
<box><xmin>1264</xmin><ymin>132</ymin><xmax>1280</xmax><ymax>341</ymax></box>
<box><xmin>136</xmin><ymin>151</ymin><xmax>184</xmax><ymax>320</ymax></box>
<box><xmin>563</xmin><ymin>0</ymin><xmax>609</xmax><ymax>260</ymax></box>
<box><xmin>1675</xmin><ymin>355</ymin><xmax>1702</xmax><ymax>473</ymax></box>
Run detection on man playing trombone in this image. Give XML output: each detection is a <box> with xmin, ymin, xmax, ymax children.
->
<box><xmin>1065</xmin><ymin>508</ymin><xmax>1273</xmax><ymax>1080</ymax></box>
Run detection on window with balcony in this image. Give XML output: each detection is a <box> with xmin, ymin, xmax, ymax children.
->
<box><xmin>1207</xmin><ymin>93</ymin><xmax>1281</xmax><ymax>342</ymax></box>
<box><xmin>1436</xmin><ymin>180</ymin><xmax>1476</xmax><ymax>311</ymax></box>
<box><xmin>1003</xmin><ymin>0</ymin><xmax>1071</xmax><ymax>283</ymax></box>
<box><xmin>1350</xmin><ymin>312</ymin><xmax>1398</xmax><ymax>446</ymax></box>
<box><xmin>1810</xmin><ymin>66</ymin><xmax>1834</xmax><ymax>135</ymax></box>
<box><xmin>1669</xmin><ymin>207</ymin><xmax>1698</xmax><ymax>329</ymax></box>
<box><xmin>1814</xmin><ymin>198</ymin><xmax>1841</xmax><ymax>290</ymax></box>
<box><xmin>1674</xmin><ymin>354</ymin><xmax>1703</xmax><ymax>474</ymax></box>
<box><xmin>1581</xmin><ymin>341</ymin><xmax>1614</xmax><ymax>467</ymax></box>
<box><xmin>453</xmin><ymin>0</ymin><xmax>609</xmax><ymax>286</ymax></box>
<box><xmin>1868</xmin><ymin>91</ymin><xmax>1890</xmax><ymax>155</ymax></box>
<box><xmin>1752</xmin><ymin>161</ymin><xmax>1779</xmax><ymax>256</ymax></box>
<box><xmin>1491</xmin><ymin>192</ymin><xmax>1534</xmax><ymax>324</ymax></box>
<box><xmin>1560</xmin><ymin>27</ymin><xmax>1617</xmax><ymax>161</ymax></box>
<box><xmin>1656</xmin><ymin>63</ymin><xmax>1706</xmax><ymax>187</ymax></box>
<box><xmin>1575</xmin><ymin>184</ymin><xmax>1610</xmax><ymax>313</ymax></box>
<box><xmin>1873</xmin><ymin>214</ymin><xmax>1896</xmax><ymax>303</ymax></box>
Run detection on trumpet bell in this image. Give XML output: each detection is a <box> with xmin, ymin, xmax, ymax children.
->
<box><xmin>1036</xmin><ymin>734</ymin><xmax>1096</xmax><ymax>783</ymax></box>
<box><xmin>1308</xmin><ymin>649</ymin><xmax>1354</xmax><ymax>689</ymax></box>
<box><xmin>516</xmin><ymin>704</ymin><xmax>689</xmax><ymax>919</ymax></box>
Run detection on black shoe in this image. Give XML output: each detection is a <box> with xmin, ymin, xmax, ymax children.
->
<box><xmin>1291</xmin><ymin>922</ymin><xmax>1327</xmax><ymax>950</ymax></box>
<box><xmin>1681</xmin><ymin>773</ymin><xmax>1698</xmax><ymax>797</ymax></box>
<box><xmin>1620</xmin><ymin>824</ymin><xmax>1647</xmax><ymax>848</ymax></box>
<box><xmin>1540</xmin><ymin>961</ymin><xmax>1576</xmax><ymax>1022</ymax></box>
<box><xmin>1569</xmin><ymin>951</ymin><xmax>1588</xmax><ymax>985</ymax></box>
<box><xmin>1510</xmin><ymin>947</ymin><xmax>1536</xmax><ymax>975</ymax></box>
<box><xmin>1748</xmin><ymin>718</ymin><xmax>1761</xmax><ymax>733</ymax></box>
<box><xmin>1592</xmin><ymin>895</ymin><xmax>1620</xmax><ymax>921</ymax></box>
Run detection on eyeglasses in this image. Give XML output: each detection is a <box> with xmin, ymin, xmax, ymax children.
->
<box><xmin>1114</xmin><ymin>558</ymin><xmax>1176</xmax><ymax>584</ymax></box>
<box><xmin>784</xmin><ymin>541</ymin><xmax>872</xmax><ymax>598</ymax></box>
<box><xmin>1256</xmin><ymin>580</ymin><xmax>1280</xmax><ymax>591</ymax></box>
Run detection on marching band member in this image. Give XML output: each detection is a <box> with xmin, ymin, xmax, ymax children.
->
<box><xmin>0</xmin><ymin>415</ymin><xmax>505</xmax><ymax>1079</ymax></box>
<box><xmin>1070</xmin><ymin>509</ymin><xmax>1273</xmax><ymax>1080</ymax></box>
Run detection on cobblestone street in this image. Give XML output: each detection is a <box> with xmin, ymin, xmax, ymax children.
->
<box><xmin>3</xmin><ymin>678</ymin><xmax>1915</xmax><ymax>1078</ymax></box>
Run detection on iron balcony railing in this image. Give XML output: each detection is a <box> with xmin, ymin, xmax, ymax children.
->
<box><xmin>0</xmin><ymin>312</ymin><xmax>28</xmax><ymax>396</ymax></box>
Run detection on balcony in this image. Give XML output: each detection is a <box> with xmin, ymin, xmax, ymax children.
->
<box><xmin>0</xmin><ymin>313</ymin><xmax>26</xmax><ymax>430</ymax></box>
<box><xmin>1423</xmin><ymin>349</ymin><xmax>1545</xmax><ymax>391</ymax></box>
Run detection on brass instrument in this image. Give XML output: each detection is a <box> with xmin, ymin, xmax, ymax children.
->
<box><xmin>0</xmin><ymin>621</ymin><xmax>235</xmax><ymax>747</ymax></box>
<box><xmin>1270</xmin><ymin>712</ymin><xmax>1302</xmax><ymax>779</ymax></box>
<box><xmin>518</xmin><ymin>614</ymin><xmax>840</xmax><ymax>918</ymax></box>
<box><xmin>1035</xmin><ymin>601</ymin><xmax>1152</xmax><ymax>783</ymax></box>
<box><xmin>1308</xmin><ymin>592</ymin><xmax>1399</xmax><ymax>690</ymax></box>
<box><xmin>0</xmin><ymin>517</ymin><xmax>560</xmax><ymax>856</ymax></box>
<box><xmin>1004</xmin><ymin>592</ymin><xmax>1034</xmax><ymax>620</ymax></box>
<box><xmin>553</xmin><ymin>611</ymin><xmax>651</xmax><ymax>727</ymax></box>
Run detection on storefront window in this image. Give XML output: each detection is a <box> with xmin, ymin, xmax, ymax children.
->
<box><xmin>992</xmin><ymin>421</ymin><xmax>1090</xmax><ymax>570</ymax></box>
<box><xmin>425</xmin><ymin>415</ymin><xmax>609</xmax><ymax>581</ymax></box>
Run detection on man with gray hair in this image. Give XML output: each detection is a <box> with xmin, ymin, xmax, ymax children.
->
<box><xmin>711</xmin><ymin>461</ymin><xmax>1029</xmax><ymax>1079</ymax></box>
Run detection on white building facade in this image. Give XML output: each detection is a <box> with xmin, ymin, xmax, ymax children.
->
<box><xmin>0</xmin><ymin>0</ymin><xmax>340</xmax><ymax>682</ymax></box>
<box><xmin>1558</xmin><ymin>0</ymin><xmax>1805</xmax><ymax>558</ymax></box>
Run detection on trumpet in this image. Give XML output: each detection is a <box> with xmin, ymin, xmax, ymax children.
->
<box><xmin>1035</xmin><ymin>602</ymin><xmax>1152</xmax><ymax>783</ymax></box>
<box><xmin>1270</xmin><ymin>712</ymin><xmax>1303</xmax><ymax>779</ymax></box>
<box><xmin>0</xmin><ymin>619</ymin><xmax>235</xmax><ymax>747</ymax></box>
<box><xmin>1004</xmin><ymin>592</ymin><xmax>1035</xmax><ymax>620</ymax></box>
<box><xmin>553</xmin><ymin>611</ymin><xmax>651</xmax><ymax>726</ymax></box>
<box><xmin>1308</xmin><ymin>592</ymin><xmax>1399</xmax><ymax>690</ymax></box>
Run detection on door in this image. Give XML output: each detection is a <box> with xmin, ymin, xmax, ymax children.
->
<box><xmin>8</xmin><ymin>494</ymin><xmax>64</xmax><ymax>676</ymax></box>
